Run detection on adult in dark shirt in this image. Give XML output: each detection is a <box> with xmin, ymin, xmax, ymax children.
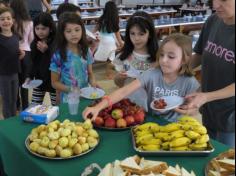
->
<box><xmin>176</xmin><ymin>0</ymin><xmax>235</xmax><ymax>148</ymax></box>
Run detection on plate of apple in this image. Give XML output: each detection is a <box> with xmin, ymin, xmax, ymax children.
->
<box><xmin>92</xmin><ymin>99</ymin><xmax>146</xmax><ymax>131</ymax></box>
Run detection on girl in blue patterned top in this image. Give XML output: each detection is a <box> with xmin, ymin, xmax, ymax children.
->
<box><xmin>50</xmin><ymin>12</ymin><xmax>98</xmax><ymax>103</ymax></box>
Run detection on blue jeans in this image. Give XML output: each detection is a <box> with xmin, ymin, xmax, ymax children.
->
<box><xmin>208</xmin><ymin>128</ymin><xmax>235</xmax><ymax>148</ymax></box>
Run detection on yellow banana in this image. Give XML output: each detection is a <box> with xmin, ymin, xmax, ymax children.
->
<box><xmin>170</xmin><ymin>130</ymin><xmax>185</xmax><ymax>140</ymax></box>
<box><xmin>161</xmin><ymin>123</ymin><xmax>181</xmax><ymax>133</ymax></box>
<box><xmin>135</xmin><ymin>123</ymin><xmax>159</xmax><ymax>132</ymax></box>
<box><xmin>154</xmin><ymin>132</ymin><xmax>169</xmax><ymax>139</ymax></box>
<box><xmin>189</xmin><ymin>143</ymin><xmax>208</xmax><ymax>151</ymax></box>
<box><xmin>162</xmin><ymin>142</ymin><xmax>170</xmax><ymax>150</ymax></box>
<box><xmin>135</xmin><ymin>130</ymin><xmax>152</xmax><ymax>137</ymax></box>
<box><xmin>170</xmin><ymin>146</ymin><xmax>190</xmax><ymax>151</ymax></box>
<box><xmin>141</xmin><ymin>144</ymin><xmax>161</xmax><ymax>151</ymax></box>
<box><xmin>178</xmin><ymin>116</ymin><xmax>199</xmax><ymax>123</ymax></box>
<box><xmin>169</xmin><ymin>137</ymin><xmax>192</xmax><ymax>148</ymax></box>
<box><xmin>180</xmin><ymin>124</ymin><xmax>194</xmax><ymax>131</ymax></box>
<box><xmin>185</xmin><ymin>131</ymin><xmax>201</xmax><ymax>140</ymax></box>
<box><xmin>179</xmin><ymin>121</ymin><xmax>201</xmax><ymax>127</ymax></box>
<box><xmin>139</xmin><ymin>138</ymin><xmax>162</xmax><ymax>145</ymax></box>
<box><xmin>193</xmin><ymin>125</ymin><xmax>208</xmax><ymax>135</ymax></box>
<box><xmin>162</xmin><ymin>134</ymin><xmax>172</xmax><ymax>142</ymax></box>
<box><xmin>136</xmin><ymin>134</ymin><xmax>154</xmax><ymax>144</ymax></box>
<box><xmin>195</xmin><ymin>134</ymin><xmax>210</xmax><ymax>144</ymax></box>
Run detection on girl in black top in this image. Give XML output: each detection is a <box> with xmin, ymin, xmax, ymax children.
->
<box><xmin>0</xmin><ymin>7</ymin><xmax>23</xmax><ymax>118</ymax></box>
<box><xmin>26</xmin><ymin>12</ymin><xmax>56</xmax><ymax>105</ymax></box>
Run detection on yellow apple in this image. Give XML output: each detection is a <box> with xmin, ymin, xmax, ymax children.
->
<box><xmin>48</xmin><ymin>131</ymin><xmax>60</xmax><ymax>140</ymax></box>
<box><xmin>60</xmin><ymin>128</ymin><xmax>71</xmax><ymax>137</ymax></box>
<box><xmin>55</xmin><ymin>145</ymin><xmax>63</xmax><ymax>156</ymax></box>
<box><xmin>59</xmin><ymin>137</ymin><xmax>69</xmax><ymax>148</ymax></box>
<box><xmin>29</xmin><ymin>133</ymin><xmax>38</xmax><ymax>141</ymax></box>
<box><xmin>45</xmin><ymin>149</ymin><xmax>57</xmax><ymax>158</ymax></box>
<box><xmin>48</xmin><ymin>140</ymin><xmax>58</xmax><ymax>149</ymax></box>
<box><xmin>37</xmin><ymin>125</ymin><xmax>46</xmax><ymax>133</ymax></box>
<box><xmin>88</xmin><ymin>129</ymin><xmax>99</xmax><ymax>138</ymax></box>
<box><xmin>73</xmin><ymin>143</ymin><xmax>82</xmax><ymax>155</ymax></box>
<box><xmin>29</xmin><ymin>142</ymin><xmax>40</xmax><ymax>152</ymax></box>
<box><xmin>60</xmin><ymin>149</ymin><xmax>72</xmax><ymax>158</ymax></box>
<box><xmin>81</xmin><ymin>143</ymin><xmax>90</xmax><ymax>152</ymax></box>
<box><xmin>39</xmin><ymin>131</ymin><xmax>47</xmax><ymax>139</ymax></box>
<box><xmin>78</xmin><ymin>137</ymin><xmax>87</xmax><ymax>144</ymax></box>
<box><xmin>37</xmin><ymin>146</ymin><xmax>47</xmax><ymax>155</ymax></box>
<box><xmin>68</xmin><ymin>138</ymin><xmax>78</xmax><ymax>148</ymax></box>
<box><xmin>74</xmin><ymin>126</ymin><xmax>84</xmax><ymax>136</ymax></box>
<box><xmin>83</xmin><ymin>119</ymin><xmax>93</xmax><ymax>130</ymax></box>
<box><xmin>40</xmin><ymin>136</ymin><xmax>50</xmax><ymax>147</ymax></box>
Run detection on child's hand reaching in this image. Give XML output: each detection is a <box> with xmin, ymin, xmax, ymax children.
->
<box><xmin>83</xmin><ymin>106</ymin><xmax>99</xmax><ymax>121</ymax></box>
<box><xmin>37</xmin><ymin>41</ymin><xmax>48</xmax><ymax>53</ymax></box>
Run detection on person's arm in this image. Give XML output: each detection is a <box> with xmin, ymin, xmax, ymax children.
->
<box><xmin>115</xmin><ymin>31</ymin><xmax>124</xmax><ymax>49</ymax></box>
<box><xmin>88</xmin><ymin>65</ymin><xmax>98</xmax><ymax>87</ymax></box>
<box><xmin>28</xmin><ymin>21</ymin><xmax>34</xmax><ymax>45</ymax></box>
<box><xmin>83</xmin><ymin>79</ymin><xmax>142</xmax><ymax>120</ymax></box>
<box><xmin>41</xmin><ymin>0</ymin><xmax>51</xmax><ymax>12</ymax></box>
<box><xmin>200</xmin><ymin>83</ymin><xmax>235</xmax><ymax>103</ymax></box>
<box><xmin>51</xmin><ymin>72</ymin><xmax>70</xmax><ymax>93</ymax></box>
<box><xmin>191</xmin><ymin>53</ymin><xmax>202</xmax><ymax>69</ymax></box>
<box><xmin>176</xmin><ymin>83</ymin><xmax>235</xmax><ymax>115</ymax></box>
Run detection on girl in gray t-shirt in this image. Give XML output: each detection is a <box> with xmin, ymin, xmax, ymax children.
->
<box><xmin>83</xmin><ymin>34</ymin><xmax>200</xmax><ymax>122</ymax></box>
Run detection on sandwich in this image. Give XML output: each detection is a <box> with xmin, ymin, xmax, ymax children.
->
<box><xmin>139</xmin><ymin>158</ymin><xmax>168</xmax><ymax>175</ymax></box>
<box><xmin>181</xmin><ymin>167</ymin><xmax>192</xmax><ymax>176</ymax></box>
<box><xmin>217</xmin><ymin>159</ymin><xmax>235</xmax><ymax>172</ymax></box>
<box><xmin>120</xmin><ymin>156</ymin><xmax>142</xmax><ymax>174</ymax></box>
<box><xmin>163</xmin><ymin>166</ymin><xmax>181</xmax><ymax>176</ymax></box>
<box><xmin>98</xmin><ymin>163</ymin><xmax>113</xmax><ymax>176</ymax></box>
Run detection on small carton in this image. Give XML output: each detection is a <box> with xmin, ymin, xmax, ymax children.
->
<box><xmin>20</xmin><ymin>105</ymin><xmax>59</xmax><ymax>124</ymax></box>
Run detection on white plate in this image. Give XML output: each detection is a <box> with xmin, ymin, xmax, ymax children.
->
<box><xmin>22</xmin><ymin>80</ymin><xmax>43</xmax><ymax>89</ymax></box>
<box><xmin>81</xmin><ymin>87</ymin><xmax>105</xmax><ymax>99</ymax></box>
<box><xmin>150</xmin><ymin>96</ymin><xmax>184</xmax><ymax>113</ymax></box>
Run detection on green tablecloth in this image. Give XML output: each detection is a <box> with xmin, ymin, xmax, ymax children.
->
<box><xmin>0</xmin><ymin>99</ymin><xmax>230</xmax><ymax>176</ymax></box>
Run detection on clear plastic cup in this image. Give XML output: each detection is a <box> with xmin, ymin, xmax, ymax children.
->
<box><xmin>68</xmin><ymin>92</ymin><xmax>80</xmax><ymax>115</ymax></box>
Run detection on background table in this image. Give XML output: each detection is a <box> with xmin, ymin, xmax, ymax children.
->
<box><xmin>0</xmin><ymin>99</ymin><xmax>231</xmax><ymax>176</ymax></box>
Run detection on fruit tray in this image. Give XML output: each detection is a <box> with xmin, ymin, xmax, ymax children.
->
<box><xmin>25</xmin><ymin>136</ymin><xmax>100</xmax><ymax>160</ymax></box>
<box><xmin>131</xmin><ymin>128</ymin><xmax>215</xmax><ymax>157</ymax></box>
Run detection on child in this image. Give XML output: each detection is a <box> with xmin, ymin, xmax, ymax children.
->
<box><xmin>0</xmin><ymin>7</ymin><xmax>22</xmax><ymax>118</ymax></box>
<box><xmin>113</xmin><ymin>11</ymin><xmax>159</xmax><ymax>110</ymax></box>
<box><xmin>93</xmin><ymin>1</ymin><xmax>124</xmax><ymax>78</ymax></box>
<box><xmin>56</xmin><ymin>2</ymin><xmax>81</xmax><ymax>19</ymax></box>
<box><xmin>50</xmin><ymin>12</ymin><xmax>98</xmax><ymax>103</ymax></box>
<box><xmin>83</xmin><ymin>33</ymin><xmax>200</xmax><ymax>122</ymax></box>
<box><xmin>10</xmin><ymin>0</ymin><xmax>34</xmax><ymax>110</ymax></box>
<box><xmin>26</xmin><ymin>12</ymin><xmax>56</xmax><ymax>106</ymax></box>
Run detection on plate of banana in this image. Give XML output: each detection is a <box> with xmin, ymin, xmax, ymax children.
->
<box><xmin>131</xmin><ymin>116</ymin><xmax>215</xmax><ymax>156</ymax></box>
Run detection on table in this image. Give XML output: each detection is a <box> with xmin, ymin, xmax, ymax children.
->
<box><xmin>81</xmin><ymin>10</ymin><xmax>177</xmax><ymax>22</ymax></box>
<box><xmin>0</xmin><ymin>99</ymin><xmax>231</xmax><ymax>176</ymax></box>
<box><xmin>179</xmin><ymin>7</ymin><xmax>209</xmax><ymax>16</ymax></box>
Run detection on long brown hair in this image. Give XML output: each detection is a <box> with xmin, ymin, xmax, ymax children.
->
<box><xmin>156</xmin><ymin>33</ymin><xmax>195</xmax><ymax>77</ymax></box>
<box><xmin>10</xmin><ymin>0</ymin><xmax>31</xmax><ymax>39</ymax></box>
<box><xmin>55</xmin><ymin>12</ymin><xmax>88</xmax><ymax>61</ymax></box>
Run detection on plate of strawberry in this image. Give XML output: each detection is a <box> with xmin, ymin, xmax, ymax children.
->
<box><xmin>151</xmin><ymin>96</ymin><xmax>184</xmax><ymax>113</ymax></box>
